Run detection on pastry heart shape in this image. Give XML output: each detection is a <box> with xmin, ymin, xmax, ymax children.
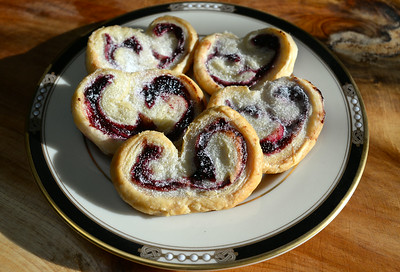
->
<box><xmin>193</xmin><ymin>27</ymin><xmax>298</xmax><ymax>95</ymax></box>
<box><xmin>86</xmin><ymin>15</ymin><xmax>198</xmax><ymax>74</ymax></box>
<box><xmin>72</xmin><ymin>68</ymin><xmax>206</xmax><ymax>155</ymax></box>
<box><xmin>111</xmin><ymin>106</ymin><xmax>263</xmax><ymax>216</ymax></box>
<box><xmin>207</xmin><ymin>76</ymin><xmax>325</xmax><ymax>174</ymax></box>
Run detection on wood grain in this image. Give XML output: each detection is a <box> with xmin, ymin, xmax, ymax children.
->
<box><xmin>1</xmin><ymin>0</ymin><xmax>399</xmax><ymax>271</ymax></box>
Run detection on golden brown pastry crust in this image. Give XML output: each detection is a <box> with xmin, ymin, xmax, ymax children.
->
<box><xmin>110</xmin><ymin>106</ymin><xmax>263</xmax><ymax>216</ymax></box>
<box><xmin>207</xmin><ymin>76</ymin><xmax>325</xmax><ymax>173</ymax></box>
<box><xmin>193</xmin><ymin>27</ymin><xmax>298</xmax><ymax>95</ymax></box>
<box><xmin>86</xmin><ymin>15</ymin><xmax>198</xmax><ymax>74</ymax></box>
<box><xmin>71</xmin><ymin>68</ymin><xmax>206</xmax><ymax>155</ymax></box>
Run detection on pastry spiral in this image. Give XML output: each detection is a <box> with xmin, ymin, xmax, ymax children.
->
<box><xmin>86</xmin><ymin>15</ymin><xmax>198</xmax><ymax>74</ymax></box>
<box><xmin>193</xmin><ymin>27</ymin><xmax>298</xmax><ymax>95</ymax></box>
<box><xmin>71</xmin><ymin>68</ymin><xmax>206</xmax><ymax>155</ymax></box>
<box><xmin>110</xmin><ymin>106</ymin><xmax>263</xmax><ymax>216</ymax></box>
<box><xmin>208</xmin><ymin>76</ymin><xmax>325</xmax><ymax>173</ymax></box>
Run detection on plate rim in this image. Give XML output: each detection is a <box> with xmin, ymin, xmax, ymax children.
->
<box><xmin>25</xmin><ymin>1</ymin><xmax>369</xmax><ymax>270</ymax></box>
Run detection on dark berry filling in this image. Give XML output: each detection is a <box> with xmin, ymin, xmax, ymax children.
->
<box><xmin>225</xmin><ymin>84</ymin><xmax>310</xmax><ymax>155</ymax></box>
<box><xmin>85</xmin><ymin>74</ymin><xmax>151</xmax><ymax>139</ymax></box>
<box><xmin>207</xmin><ymin>34</ymin><xmax>280</xmax><ymax>87</ymax></box>
<box><xmin>84</xmin><ymin>74</ymin><xmax>195</xmax><ymax>141</ymax></box>
<box><xmin>225</xmin><ymin>100</ymin><xmax>262</xmax><ymax>118</ymax></box>
<box><xmin>142</xmin><ymin>74</ymin><xmax>186</xmax><ymax>108</ymax></box>
<box><xmin>130</xmin><ymin>143</ymin><xmax>190</xmax><ymax>191</ymax></box>
<box><xmin>260</xmin><ymin>84</ymin><xmax>309</xmax><ymax>155</ymax></box>
<box><xmin>191</xmin><ymin>118</ymin><xmax>247</xmax><ymax>189</ymax></box>
<box><xmin>104</xmin><ymin>33</ymin><xmax>142</xmax><ymax>68</ymax></box>
<box><xmin>141</xmin><ymin>74</ymin><xmax>195</xmax><ymax>141</ymax></box>
<box><xmin>130</xmin><ymin>118</ymin><xmax>248</xmax><ymax>191</ymax></box>
<box><xmin>152</xmin><ymin>23</ymin><xmax>185</xmax><ymax>68</ymax></box>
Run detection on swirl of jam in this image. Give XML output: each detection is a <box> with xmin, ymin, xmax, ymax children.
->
<box><xmin>84</xmin><ymin>74</ymin><xmax>196</xmax><ymax>141</ymax></box>
<box><xmin>260</xmin><ymin>84</ymin><xmax>310</xmax><ymax>155</ymax></box>
<box><xmin>191</xmin><ymin>118</ymin><xmax>247</xmax><ymax>189</ymax></box>
<box><xmin>129</xmin><ymin>118</ymin><xmax>248</xmax><ymax>192</ymax></box>
<box><xmin>152</xmin><ymin>23</ymin><xmax>185</xmax><ymax>68</ymax></box>
<box><xmin>130</xmin><ymin>143</ymin><xmax>190</xmax><ymax>191</ymax></box>
<box><xmin>141</xmin><ymin>74</ymin><xmax>195</xmax><ymax>141</ymax></box>
<box><xmin>225</xmin><ymin>83</ymin><xmax>310</xmax><ymax>155</ymax></box>
<box><xmin>84</xmin><ymin>74</ymin><xmax>150</xmax><ymax>139</ymax></box>
<box><xmin>207</xmin><ymin>34</ymin><xmax>280</xmax><ymax>88</ymax></box>
<box><xmin>104</xmin><ymin>34</ymin><xmax>143</xmax><ymax>68</ymax></box>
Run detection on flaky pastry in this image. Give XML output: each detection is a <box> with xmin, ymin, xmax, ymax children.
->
<box><xmin>193</xmin><ymin>27</ymin><xmax>298</xmax><ymax>95</ymax></box>
<box><xmin>111</xmin><ymin>106</ymin><xmax>263</xmax><ymax>216</ymax></box>
<box><xmin>71</xmin><ymin>68</ymin><xmax>206</xmax><ymax>155</ymax></box>
<box><xmin>86</xmin><ymin>16</ymin><xmax>198</xmax><ymax>74</ymax></box>
<box><xmin>208</xmin><ymin>76</ymin><xmax>325</xmax><ymax>173</ymax></box>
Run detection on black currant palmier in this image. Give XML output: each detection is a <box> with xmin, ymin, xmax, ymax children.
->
<box><xmin>110</xmin><ymin>106</ymin><xmax>263</xmax><ymax>216</ymax></box>
<box><xmin>86</xmin><ymin>16</ymin><xmax>198</xmax><ymax>74</ymax></box>
<box><xmin>193</xmin><ymin>27</ymin><xmax>298</xmax><ymax>95</ymax></box>
<box><xmin>71</xmin><ymin>68</ymin><xmax>206</xmax><ymax>155</ymax></box>
<box><xmin>207</xmin><ymin>76</ymin><xmax>325</xmax><ymax>174</ymax></box>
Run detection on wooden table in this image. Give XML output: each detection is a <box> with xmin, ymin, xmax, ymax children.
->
<box><xmin>1</xmin><ymin>0</ymin><xmax>399</xmax><ymax>271</ymax></box>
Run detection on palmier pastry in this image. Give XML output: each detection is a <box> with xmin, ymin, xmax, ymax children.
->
<box><xmin>193</xmin><ymin>27</ymin><xmax>298</xmax><ymax>95</ymax></box>
<box><xmin>71</xmin><ymin>68</ymin><xmax>206</xmax><ymax>155</ymax></box>
<box><xmin>86</xmin><ymin>15</ymin><xmax>198</xmax><ymax>74</ymax></box>
<box><xmin>208</xmin><ymin>76</ymin><xmax>325</xmax><ymax>174</ymax></box>
<box><xmin>110</xmin><ymin>106</ymin><xmax>263</xmax><ymax>216</ymax></box>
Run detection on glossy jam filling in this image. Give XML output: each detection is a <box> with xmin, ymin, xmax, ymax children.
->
<box><xmin>85</xmin><ymin>74</ymin><xmax>148</xmax><ymax>139</ymax></box>
<box><xmin>130</xmin><ymin>118</ymin><xmax>248</xmax><ymax>191</ymax></box>
<box><xmin>104</xmin><ymin>34</ymin><xmax>142</xmax><ymax>68</ymax></box>
<box><xmin>226</xmin><ymin>84</ymin><xmax>310</xmax><ymax>155</ymax></box>
<box><xmin>191</xmin><ymin>118</ymin><xmax>247</xmax><ymax>189</ymax></box>
<box><xmin>141</xmin><ymin>74</ymin><xmax>195</xmax><ymax>141</ymax></box>
<box><xmin>207</xmin><ymin>34</ymin><xmax>280</xmax><ymax>87</ymax></box>
<box><xmin>84</xmin><ymin>74</ymin><xmax>195</xmax><ymax>141</ymax></box>
<box><xmin>131</xmin><ymin>143</ymin><xmax>190</xmax><ymax>191</ymax></box>
<box><xmin>152</xmin><ymin>23</ymin><xmax>185</xmax><ymax>68</ymax></box>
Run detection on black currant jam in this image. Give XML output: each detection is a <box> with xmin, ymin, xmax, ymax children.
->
<box><xmin>129</xmin><ymin>118</ymin><xmax>248</xmax><ymax>192</ymax></box>
<box><xmin>193</xmin><ymin>118</ymin><xmax>247</xmax><ymax>189</ymax></box>
<box><xmin>84</xmin><ymin>74</ymin><xmax>196</xmax><ymax>141</ymax></box>
<box><xmin>141</xmin><ymin>74</ymin><xmax>196</xmax><ymax>141</ymax></box>
<box><xmin>130</xmin><ymin>143</ymin><xmax>189</xmax><ymax>191</ymax></box>
<box><xmin>152</xmin><ymin>23</ymin><xmax>185</xmax><ymax>68</ymax></box>
<box><xmin>260</xmin><ymin>84</ymin><xmax>310</xmax><ymax>155</ymax></box>
<box><xmin>224</xmin><ymin>83</ymin><xmax>310</xmax><ymax>155</ymax></box>
<box><xmin>142</xmin><ymin>74</ymin><xmax>186</xmax><ymax>108</ymax></box>
<box><xmin>207</xmin><ymin>33</ymin><xmax>281</xmax><ymax>87</ymax></box>
<box><xmin>104</xmin><ymin>34</ymin><xmax>142</xmax><ymax>67</ymax></box>
<box><xmin>225</xmin><ymin>100</ymin><xmax>262</xmax><ymax>118</ymax></box>
<box><xmin>191</xmin><ymin>118</ymin><xmax>247</xmax><ymax>189</ymax></box>
<box><xmin>85</xmin><ymin>74</ymin><xmax>150</xmax><ymax>139</ymax></box>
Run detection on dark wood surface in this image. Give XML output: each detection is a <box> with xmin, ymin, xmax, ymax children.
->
<box><xmin>1</xmin><ymin>0</ymin><xmax>399</xmax><ymax>271</ymax></box>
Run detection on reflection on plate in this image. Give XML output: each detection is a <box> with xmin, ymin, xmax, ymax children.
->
<box><xmin>26</xmin><ymin>2</ymin><xmax>368</xmax><ymax>270</ymax></box>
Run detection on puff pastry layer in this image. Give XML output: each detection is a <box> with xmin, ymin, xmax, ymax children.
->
<box><xmin>111</xmin><ymin>106</ymin><xmax>263</xmax><ymax>216</ymax></box>
<box><xmin>72</xmin><ymin>68</ymin><xmax>206</xmax><ymax>155</ymax></box>
<box><xmin>193</xmin><ymin>27</ymin><xmax>298</xmax><ymax>95</ymax></box>
<box><xmin>86</xmin><ymin>16</ymin><xmax>198</xmax><ymax>73</ymax></box>
<box><xmin>208</xmin><ymin>76</ymin><xmax>325</xmax><ymax>173</ymax></box>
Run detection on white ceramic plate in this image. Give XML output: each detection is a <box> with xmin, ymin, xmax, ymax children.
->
<box><xmin>26</xmin><ymin>2</ymin><xmax>369</xmax><ymax>270</ymax></box>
